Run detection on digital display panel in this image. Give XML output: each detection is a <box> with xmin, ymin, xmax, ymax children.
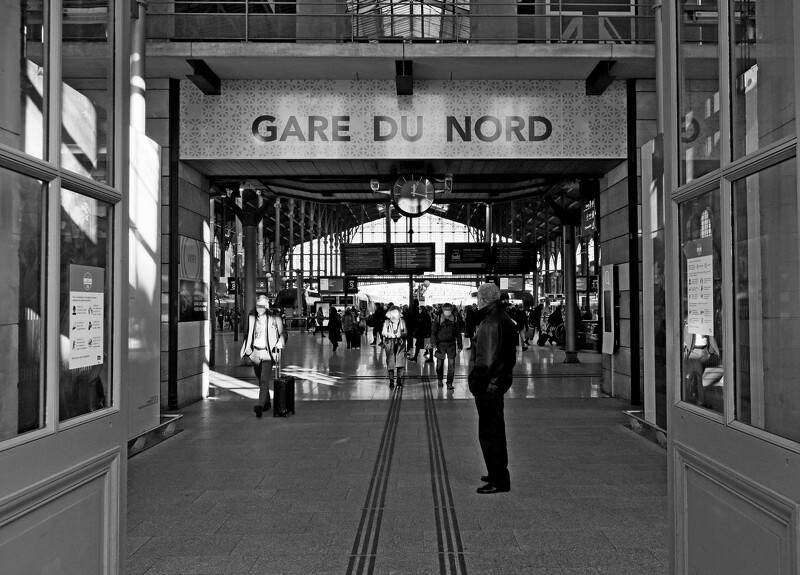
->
<box><xmin>444</xmin><ymin>243</ymin><xmax>491</xmax><ymax>273</ymax></box>
<box><xmin>341</xmin><ymin>244</ymin><xmax>388</xmax><ymax>274</ymax></box>
<box><xmin>319</xmin><ymin>277</ymin><xmax>345</xmax><ymax>294</ymax></box>
<box><xmin>499</xmin><ymin>276</ymin><xmax>525</xmax><ymax>291</ymax></box>
<box><xmin>493</xmin><ymin>243</ymin><xmax>536</xmax><ymax>274</ymax></box>
<box><xmin>390</xmin><ymin>243</ymin><xmax>436</xmax><ymax>274</ymax></box>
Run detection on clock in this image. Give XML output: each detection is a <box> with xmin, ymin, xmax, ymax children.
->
<box><xmin>392</xmin><ymin>175</ymin><xmax>435</xmax><ymax>217</ymax></box>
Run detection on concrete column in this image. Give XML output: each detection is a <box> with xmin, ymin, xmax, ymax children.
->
<box><xmin>274</xmin><ymin>198</ymin><xmax>283</xmax><ymax>292</ymax></box>
<box><xmin>563</xmin><ymin>224</ymin><xmax>579</xmax><ymax>363</ymax></box>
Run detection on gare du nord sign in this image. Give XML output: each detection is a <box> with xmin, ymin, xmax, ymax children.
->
<box><xmin>180</xmin><ymin>79</ymin><xmax>627</xmax><ymax>160</ymax></box>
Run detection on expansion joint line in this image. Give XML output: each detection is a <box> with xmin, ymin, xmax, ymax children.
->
<box><xmin>346</xmin><ymin>384</ymin><xmax>403</xmax><ymax>575</ymax></box>
<box><xmin>423</xmin><ymin>377</ymin><xmax>468</xmax><ymax>575</ymax></box>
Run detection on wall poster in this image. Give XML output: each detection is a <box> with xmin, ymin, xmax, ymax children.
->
<box><xmin>69</xmin><ymin>264</ymin><xmax>105</xmax><ymax>370</ymax></box>
<box><xmin>179</xmin><ymin>236</ymin><xmax>208</xmax><ymax>322</ymax></box>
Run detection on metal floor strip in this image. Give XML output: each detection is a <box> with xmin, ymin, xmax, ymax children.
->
<box><xmin>423</xmin><ymin>377</ymin><xmax>468</xmax><ymax>575</ymax></box>
<box><xmin>346</xmin><ymin>384</ymin><xmax>403</xmax><ymax>575</ymax></box>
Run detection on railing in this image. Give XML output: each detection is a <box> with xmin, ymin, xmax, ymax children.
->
<box><xmin>146</xmin><ymin>0</ymin><xmax>657</xmax><ymax>44</ymax></box>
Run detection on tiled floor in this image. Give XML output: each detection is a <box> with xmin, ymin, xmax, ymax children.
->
<box><xmin>127</xmin><ymin>331</ymin><xmax>668</xmax><ymax>575</ymax></box>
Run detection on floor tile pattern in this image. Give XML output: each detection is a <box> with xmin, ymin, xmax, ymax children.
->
<box><xmin>127</xmin><ymin>332</ymin><xmax>667</xmax><ymax>575</ymax></box>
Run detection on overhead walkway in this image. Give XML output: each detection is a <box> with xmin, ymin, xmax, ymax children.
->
<box><xmin>127</xmin><ymin>331</ymin><xmax>667</xmax><ymax>575</ymax></box>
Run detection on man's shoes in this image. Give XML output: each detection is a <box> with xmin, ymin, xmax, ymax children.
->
<box><xmin>476</xmin><ymin>483</ymin><xmax>510</xmax><ymax>494</ymax></box>
<box><xmin>438</xmin><ymin>380</ymin><xmax>444</xmax><ymax>387</ymax></box>
<box><xmin>522</xmin><ymin>346</ymin><xmax>529</xmax><ymax>351</ymax></box>
<box><xmin>253</xmin><ymin>406</ymin><xmax>263</xmax><ymax>418</ymax></box>
<box><xmin>389</xmin><ymin>380</ymin><xmax>395</xmax><ymax>388</ymax></box>
<box><xmin>447</xmin><ymin>384</ymin><xmax>455</xmax><ymax>391</ymax></box>
<box><xmin>481</xmin><ymin>475</ymin><xmax>490</xmax><ymax>482</ymax></box>
<box><xmin>397</xmin><ymin>378</ymin><xmax>404</xmax><ymax>387</ymax></box>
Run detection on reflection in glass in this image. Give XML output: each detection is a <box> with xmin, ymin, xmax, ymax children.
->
<box><xmin>0</xmin><ymin>1</ymin><xmax>46</xmax><ymax>159</ymax></box>
<box><xmin>679</xmin><ymin>190</ymin><xmax>723</xmax><ymax>413</ymax></box>
<box><xmin>731</xmin><ymin>0</ymin><xmax>795</xmax><ymax>159</ymax></box>
<box><xmin>59</xmin><ymin>189</ymin><xmax>112</xmax><ymax>422</ymax></box>
<box><xmin>678</xmin><ymin>0</ymin><xmax>720</xmax><ymax>184</ymax></box>
<box><xmin>733</xmin><ymin>160</ymin><xmax>800</xmax><ymax>442</ymax></box>
<box><xmin>0</xmin><ymin>169</ymin><xmax>45</xmax><ymax>442</ymax></box>
<box><xmin>61</xmin><ymin>0</ymin><xmax>113</xmax><ymax>184</ymax></box>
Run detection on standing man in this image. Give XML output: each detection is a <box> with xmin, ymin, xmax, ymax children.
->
<box><xmin>431</xmin><ymin>302</ymin><xmax>463</xmax><ymax>390</ymax></box>
<box><xmin>468</xmin><ymin>283</ymin><xmax>517</xmax><ymax>494</ymax></box>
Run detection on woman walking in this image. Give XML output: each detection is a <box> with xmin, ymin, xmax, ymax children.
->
<box><xmin>382</xmin><ymin>306</ymin><xmax>407</xmax><ymax>387</ymax></box>
<box><xmin>240</xmin><ymin>295</ymin><xmax>286</xmax><ymax>418</ymax></box>
<box><xmin>328</xmin><ymin>308</ymin><xmax>342</xmax><ymax>351</ymax></box>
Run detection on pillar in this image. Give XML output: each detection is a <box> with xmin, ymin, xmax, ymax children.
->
<box><xmin>485</xmin><ymin>203</ymin><xmax>493</xmax><ymax>244</ymax></box>
<box><xmin>308</xmin><ymin>202</ymin><xmax>315</xmax><ymax>278</ymax></box>
<box><xmin>274</xmin><ymin>198</ymin><xmax>282</xmax><ymax>292</ymax></box>
<box><xmin>317</xmin><ymin>205</ymin><xmax>324</xmax><ymax>277</ymax></box>
<box><xmin>563</xmin><ymin>224</ymin><xmax>579</xmax><ymax>363</ymax></box>
<box><xmin>297</xmin><ymin>200</ymin><xmax>305</xmax><ymax>315</ymax></box>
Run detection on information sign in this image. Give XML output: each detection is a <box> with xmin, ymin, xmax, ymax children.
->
<box><xmin>69</xmin><ymin>264</ymin><xmax>105</xmax><ymax>370</ymax></box>
<box><xmin>256</xmin><ymin>277</ymin><xmax>268</xmax><ymax>293</ymax></box>
<box><xmin>581</xmin><ymin>199</ymin><xmax>597</xmax><ymax>237</ymax></box>
<box><xmin>342</xmin><ymin>244</ymin><xmax>388</xmax><ymax>274</ymax></box>
<box><xmin>444</xmin><ymin>243</ymin><xmax>491</xmax><ymax>273</ymax></box>
<box><xmin>319</xmin><ymin>276</ymin><xmax>345</xmax><ymax>294</ymax></box>
<box><xmin>345</xmin><ymin>276</ymin><xmax>359</xmax><ymax>292</ymax></box>
<box><xmin>683</xmin><ymin>237</ymin><xmax>714</xmax><ymax>335</ymax></box>
<box><xmin>227</xmin><ymin>277</ymin><xmax>237</xmax><ymax>294</ymax></box>
<box><xmin>493</xmin><ymin>243</ymin><xmax>535</xmax><ymax>273</ymax></box>
<box><xmin>390</xmin><ymin>243</ymin><xmax>436</xmax><ymax>274</ymax></box>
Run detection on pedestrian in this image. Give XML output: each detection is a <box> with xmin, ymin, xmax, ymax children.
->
<box><xmin>404</xmin><ymin>299</ymin><xmax>420</xmax><ymax>356</ymax></box>
<box><xmin>371</xmin><ymin>303</ymin><xmax>386</xmax><ymax>346</ymax></box>
<box><xmin>382</xmin><ymin>305</ymin><xmax>407</xmax><ymax>388</ymax></box>
<box><xmin>468</xmin><ymin>282</ymin><xmax>517</xmax><ymax>494</ymax></box>
<box><xmin>240</xmin><ymin>294</ymin><xmax>287</xmax><ymax>419</ymax></box>
<box><xmin>314</xmin><ymin>307</ymin><xmax>325</xmax><ymax>336</ymax></box>
<box><xmin>412</xmin><ymin>305</ymin><xmax>432</xmax><ymax>362</ymax></box>
<box><xmin>431</xmin><ymin>302</ymin><xmax>463</xmax><ymax>390</ymax></box>
<box><xmin>463</xmin><ymin>304</ymin><xmax>477</xmax><ymax>349</ymax></box>
<box><xmin>342</xmin><ymin>308</ymin><xmax>356</xmax><ymax>349</ymax></box>
<box><xmin>529</xmin><ymin>303</ymin><xmax>543</xmax><ymax>342</ymax></box>
<box><xmin>328</xmin><ymin>307</ymin><xmax>342</xmax><ymax>351</ymax></box>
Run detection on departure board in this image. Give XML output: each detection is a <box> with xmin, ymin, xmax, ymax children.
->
<box><xmin>390</xmin><ymin>243</ymin><xmax>436</xmax><ymax>274</ymax></box>
<box><xmin>493</xmin><ymin>243</ymin><xmax>536</xmax><ymax>273</ymax></box>
<box><xmin>444</xmin><ymin>243</ymin><xmax>491</xmax><ymax>273</ymax></box>
<box><xmin>341</xmin><ymin>244</ymin><xmax>388</xmax><ymax>274</ymax></box>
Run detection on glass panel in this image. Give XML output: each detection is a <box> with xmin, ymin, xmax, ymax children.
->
<box><xmin>61</xmin><ymin>0</ymin><xmax>113</xmax><ymax>184</ymax></box>
<box><xmin>0</xmin><ymin>168</ymin><xmax>46</xmax><ymax>442</ymax></box>
<box><xmin>59</xmin><ymin>188</ymin><xmax>112</xmax><ymax>421</ymax></box>
<box><xmin>0</xmin><ymin>1</ymin><xmax>46</xmax><ymax>159</ymax></box>
<box><xmin>731</xmin><ymin>0</ymin><xmax>795</xmax><ymax>159</ymax></box>
<box><xmin>733</xmin><ymin>159</ymin><xmax>800</xmax><ymax>442</ymax></box>
<box><xmin>678</xmin><ymin>0</ymin><xmax>721</xmax><ymax>184</ymax></box>
<box><xmin>680</xmin><ymin>189</ymin><xmax>724</xmax><ymax>413</ymax></box>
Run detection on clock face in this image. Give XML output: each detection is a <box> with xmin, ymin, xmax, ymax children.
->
<box><xmin>392</xmin><ymin>176</ymin><xmax>435</xmax><ymax>217</ymax></box>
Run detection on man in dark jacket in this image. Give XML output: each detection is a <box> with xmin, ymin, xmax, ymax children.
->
<box><xmin>468</xmin><ymin>282</ymin><xmax>517</xmax><ymax>494</ymax></box>
<box><xmin>431</xmin><ymin>302</ymin><xmax>463</xmax><ymax>390</ymax></box>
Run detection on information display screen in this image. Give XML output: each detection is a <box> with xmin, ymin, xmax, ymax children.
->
<box><xmin>390</xmin><ymin>243</ymin><xmax>436</xmax><ymax>274</ymax></box>
<box><xmin>341</xmin><ymin>244</ymin><xmax>388</xmax><ymax>274</ymax></box>
<box><xmin>493</xmin><ymin>243</ymin><xmax>536</xmax><ymax>273</ymax></box>
<box><xmin>499</xmin><ymin>276</ymin><xmax>525</xmax><ymax>291</ymax></box>
<box><xmin>444</xmin><ymin>243</ymin><xmax>491</xmax><ymax>273</ymax></box>
<box><xmin>319</xmin><ymin>277</ymin><xmax>345</xmax><ymax>294</ymax></box>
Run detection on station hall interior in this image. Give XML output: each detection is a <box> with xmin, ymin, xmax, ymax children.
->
<box><xmin>2</xmin><ymin>1</ymin><xmax>800</xmax><ymax>574</ymax></box>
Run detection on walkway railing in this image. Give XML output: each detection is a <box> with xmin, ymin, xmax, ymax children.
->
<box><xmin>146</xmin><ymin>0</ymin><xmax>657</xmax><ymax>44</ymax></box>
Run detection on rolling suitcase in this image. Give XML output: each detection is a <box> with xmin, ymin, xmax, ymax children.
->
<box><xmin>273</xmin><ymin>373</ymin><xmax>296</xmax><ymax>417</ymax></box>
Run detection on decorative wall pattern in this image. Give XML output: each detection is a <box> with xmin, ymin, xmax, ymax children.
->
<box><xmin>180</xmin><ymin>79</ymin><xmax>627</xmax><ymax>160</ymax></box>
